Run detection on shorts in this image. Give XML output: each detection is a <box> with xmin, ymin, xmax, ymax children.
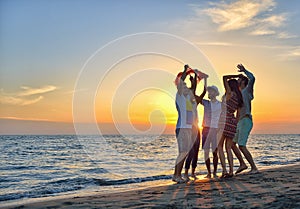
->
<box><xmin>202</xmin><ymin>127</ymin><xmax>218</xmax><ymax>151</ymax></box>
<box><xmin>233</xmin><ymin>117</ymin><xmax>253</xmax><ymax>146</ymax></box>
<box><xmin>175</xmin><ymin>128</ymin><xmax>192</xmax><ymax>153</ymax></box>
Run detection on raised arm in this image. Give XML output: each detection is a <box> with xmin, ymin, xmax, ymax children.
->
<box><xmin>177</xmin><ymin>65</ymin><xmax>189</xmax><ymax>95</ymax></box>
<box><xmin>196</xmin><ymin>77</ymin><xmax>207</xmax><ymax>105</ymax></box>
<box><xmin>237</xmin><ymin>64</ymin><xmax>255</xmax><ymax>93</ymax></box>
<box><xmin>180</xmin><ymin>64</ymin><xmax>189</xmax><ymax>81</ymax></box>
<box><xmin>189</xmin><ymin>72</ymin><xmax>197</xmax><ymax>95</ymax></box>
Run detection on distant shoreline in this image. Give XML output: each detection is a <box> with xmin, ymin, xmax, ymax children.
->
<box><xmin>0</xmin><ymin>133</ymin><xmax>299</xmax><ymax>136</ymax></box>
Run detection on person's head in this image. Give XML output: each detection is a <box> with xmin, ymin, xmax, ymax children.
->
<box><xmin>228</xmin><ymin>79</ymin><xmax>243</xmax><ymax>108</ymax></box>
<box><xmin>238</xmin><ymin>75</ymin><xmax>249</xmax><ymax>90</ymax></box>
<box><xmin>207</xmin><ymin>85</ymin><xmax>219</xmax><ymax>100</ymax></box>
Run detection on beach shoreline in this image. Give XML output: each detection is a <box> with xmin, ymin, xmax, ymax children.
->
<box><xmin>1</xmin><ymin>163</ymin><xmax>299</xmax><ymax>209</ymax></box>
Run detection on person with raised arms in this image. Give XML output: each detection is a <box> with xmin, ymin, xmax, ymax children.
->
<box><xmin>233</xmin><ymin>64</ymin><xmax>258</xmax><ymax>174</ymax></box>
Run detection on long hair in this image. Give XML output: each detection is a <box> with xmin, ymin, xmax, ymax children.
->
<box><xmin>228</xmin><ymin>79</ymin><xmax>243</xmax><ymax>108</ymax></box>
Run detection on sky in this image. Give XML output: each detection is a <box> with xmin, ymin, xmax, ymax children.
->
<box><xmin>0</xmin><ymin>0</ymin><xmax>300</xmax><ymax>134</ymax></box>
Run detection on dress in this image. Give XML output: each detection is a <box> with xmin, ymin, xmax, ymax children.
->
<box><xmin>218</xmin><ymin>94</ymin><xmax>239</xmax><ymax>139</ymax></box>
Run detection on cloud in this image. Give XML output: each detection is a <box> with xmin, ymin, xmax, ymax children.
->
<box><xmin>250</xmin><ymin>28</ymin><xmax>276</xmax><ymax>35</ymax></box>
<box><xmin>261</xmin><ymin>14</ymin><xmax>286</xmax><ymax>27</ymax></box>
<box><xmin>64</xmin><ymin>88</ymin><xmax>89</xmax><ymax>95</ymax></box>
<box><xmin>0</xmin><ymin>85</ymin><xmax>57</xmax><ymax>106</ymax></box>
<box><xmin>277</xmin><ymin>32</ymin><xmax>298</xmax><ymax>39</ymax></box>
<box><xmin>0</xmin><ymin>95</ymin><xmax>43</xmax><ymax>106</ymax></box>
<box><xmin>196</xmin><ymin>41</ymin><xmax>234</xmax><ymax>46</ymax></box>
<box><xmin>280</xmin><ymin>47</ymin><xmax>300</xmax><ymax>60</ymax></box>
<box><xmin>0</xmin><ymin>116</ymin><xmax>50</xmax><ymax>121</ymax></box>
<box><xmin>196</xmin><ymin>41</ymin><xmax>295</xmax><ymax>50</ymax></box>
<box><xmin>203</xmin><ymin>0</ymin><xmax>275</xmax><ymax>31</ymax></box>
<box><xmin>202</xmin><ymin>0</ymin><xmax>294</xmax><ymax>38</ymax></box>
<box><xmin>18</xmin><ymin>85</ymin><xmax>57</xmax><ymax>96</ymax></box>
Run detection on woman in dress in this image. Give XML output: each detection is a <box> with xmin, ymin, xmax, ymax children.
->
<box><xmin>218</xmin><ymin>76</ymin><xmax>243</xmax><ymax>178</ymax></box>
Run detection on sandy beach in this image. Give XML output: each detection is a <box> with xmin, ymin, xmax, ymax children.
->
<box><xmin>2</xmin><ymin>164</ymin><xmax>300</xmax><ymax>209</ymax></box>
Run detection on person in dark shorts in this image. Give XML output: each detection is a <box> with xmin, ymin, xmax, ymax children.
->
<box><xmin>184</xmin><ymin>71</ymin><xmax>207</xmax><ymax>180</ymax></box>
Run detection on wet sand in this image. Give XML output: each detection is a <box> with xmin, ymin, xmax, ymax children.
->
<box><xmin>2</xmin><ymin>164</ymin><xmax>300</xmax><ymax>209</ymax></box>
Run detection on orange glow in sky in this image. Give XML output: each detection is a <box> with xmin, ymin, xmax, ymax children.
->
<box><xmin>1</xmin><ymin>1</ymin><xmax>300</xmax><ymax>134</ymax></box>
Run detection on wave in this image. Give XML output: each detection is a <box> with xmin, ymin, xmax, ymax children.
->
<box><xmin>258</xmin><ymin>158</ymin><xmax>300</xmax><ymax>166</ymax></box>
<box><xmin>0</xmin><ymin>174</ymin><xmax>171</xmax><ymax>202</ymax></box>
<box><xmin>93</xmin><ymin>174</ymin><xmax>171</xmax><ymax>186</ymax></box>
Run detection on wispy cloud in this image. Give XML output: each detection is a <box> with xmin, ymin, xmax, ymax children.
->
<box><xmin>250</xmin><ymin>28</ymin><xmax>276</xmax><ymax>36</ymax></box>
<box><xmin>0</xmin><ymin>116</ymin><xmax>51</xmax><ymax>121</ymax></box>
<box><xmin>18</xmin><ymin>85</ymin><xmax>57</xmax><ymax>96</ymax></box>
<box><xmin>202</xmin><ymin>0</ymin><xmax>296</xmax><ymax>39</ymax></box>
<box><xmin>0</xmin><ymin>95</ymin><xmax>43</xmax><ymax>106</ymax></box>
<box><xmin>279</xmin><ymin>47</ymin><xmax>300</xmax><ymax>60</ymax></box>
<box><xmin>196</xmin><ymin>42</ymin><xmax>234</xmax><ymax>46</ymax></box>
<box><xmin>196</xmin><ymin>41</ymin><xmax>295</xmax><ymax>50</ymax></box>
<box><xmin>0</xmin><ymin>85</ymin><xmax>57</xmax><ymax>106</ymax></box>
<box><xmin>203</xmin><ymin>0</ymin><xmax>275</xmax><ymax>31</ymax></box>
<box><xmin>277</xmin><ymin>32</ymin><xmax>298</xmax><ymax>39</ymax></box>
<box><xmin>64</xmin><ymin>88</ymin><xmax>89</xmax><ymax>95</ymax></box>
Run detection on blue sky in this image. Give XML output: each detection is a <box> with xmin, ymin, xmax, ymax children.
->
<box><xmin>1</xmin><ymin>1</ymin><xmax>190</xmax><ymax>88</ymax></box>
<box><xmin>1</xmin><ymin>0</ymin><xmax>300</xmax><ymax>134</ymax></box>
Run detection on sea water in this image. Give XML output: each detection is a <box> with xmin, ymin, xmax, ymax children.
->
<box><xmin>0</xmin><ymin>134</ymin><xmax>299</xmax><ymax>203</ymax></box>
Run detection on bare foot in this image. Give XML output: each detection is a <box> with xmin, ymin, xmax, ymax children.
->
<box><xmin>220</xmin><ymin>171</ymin><xmax>228</xmax><ymax>178</ymax></box>
<box><xmin>191</xmin><ymin>174</ymin><xmax>198</xmax><ymax>179</ymax></box>
<box><xmin>248</xmin><ymin>168</ymin><xmax>259</xmax><ymax>174</ymax></box>
<box><xmin>183</xmin><ymin>174</ymin><xmax>190</xmax><ymax>181</ymax></box>
<box><xmin>205</xmin><ymin>173</ymin><xmax>211</xmax><ymax>179</ymax></box>
<box><xmin>172</xmin><ymin>175</ymin><xmax>186</xmax><ymax>183</ymax></box>
<box><xmin>235</xmin><ymin>165</ymin><xmax>248</xmax><ymax>174</ymax></box>
<box><xmin>224</xmin><ymin>173</ymin><xmax>234</xmax><ymax>178</ymax></box>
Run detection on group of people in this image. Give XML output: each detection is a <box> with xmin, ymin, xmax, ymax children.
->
<box><xmin>173</xmin><ymin>64</ymin><xmax>258</xmax><ymax>183</ymax></box>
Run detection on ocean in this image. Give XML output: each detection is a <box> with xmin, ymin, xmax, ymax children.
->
<box><xmin>0</xmin><ymin>134</ymin><xmax>299</xmax><ymax>204</ymax></box>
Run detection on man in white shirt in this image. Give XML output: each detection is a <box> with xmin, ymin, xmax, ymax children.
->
<box><xmin>199</xmin><ymin>84</ymin><xmax>222</xmax><ymax>178</ymax></box>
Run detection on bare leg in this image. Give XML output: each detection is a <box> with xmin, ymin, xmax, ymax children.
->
<box><xmin>174</xmin><ymin>152</ymin><xmax>188</xmax><ymax>177</ymax></box>
<box><xmin>239</xmin><ymin>146</ymin><xmax>258</xmax><ymax>172</ymax></box>
<box><xmin>204</xmin><ymin>149</ymin><xmax>211</xmax><ymax>177</ymax></box>
<box><xmin>232</xmin><ymin>142</ymin><xmax>248</xmax><ymax>174</ymax></box>
<box><xmin>218</xmin><ymin>135</ymin><xmax>227</xmax><ymax>176</ymax></box>
<box><xmin>184</xmin><ymin>168</ymin><xmax>189</xmax><ymax>179</ymax></box>
<box><xmin>212</xmin><ymin>148</ymin><xmax>218</xmax><ymax>176</ymax></box>
<box><xmin>191</xmin><ymin>167</ymin><xmax>197</xmax><ymax>179</ymax></box>
<box><xmin>225</xmin><ymin>138</ymin><xmax>234</xmax><ymax>175</ymax></box>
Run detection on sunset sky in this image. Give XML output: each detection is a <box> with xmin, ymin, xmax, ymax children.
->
<box><xmin>1</xmin><ymin>0</ymin><xmax>299</xmax><ymax>134</ymax></box>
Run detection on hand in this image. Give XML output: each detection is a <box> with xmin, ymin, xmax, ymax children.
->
<box><xmin>184</xmin><ymin>64</ymin><xmax>189</xmax><ymax>71</ymax></box>
<box><xmin>198</xmin><ymin>71</ymin><xmax>209</xmax><ymax>79</ymax></box>
<box><xmin>237</xmin><ymin>64</ymin><xmax>246</xmax><ymax>72</ymax></box>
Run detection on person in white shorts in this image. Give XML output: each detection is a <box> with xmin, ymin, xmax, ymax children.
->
<box><xmin>173</xmin><ymin>65</ymin><xmax>194</xmax><ymax>183</ymax></box>
<box><xmin>199</xmin><ymin>83</ymin><xmax>222</xmax><ymax>178</ymax></box>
